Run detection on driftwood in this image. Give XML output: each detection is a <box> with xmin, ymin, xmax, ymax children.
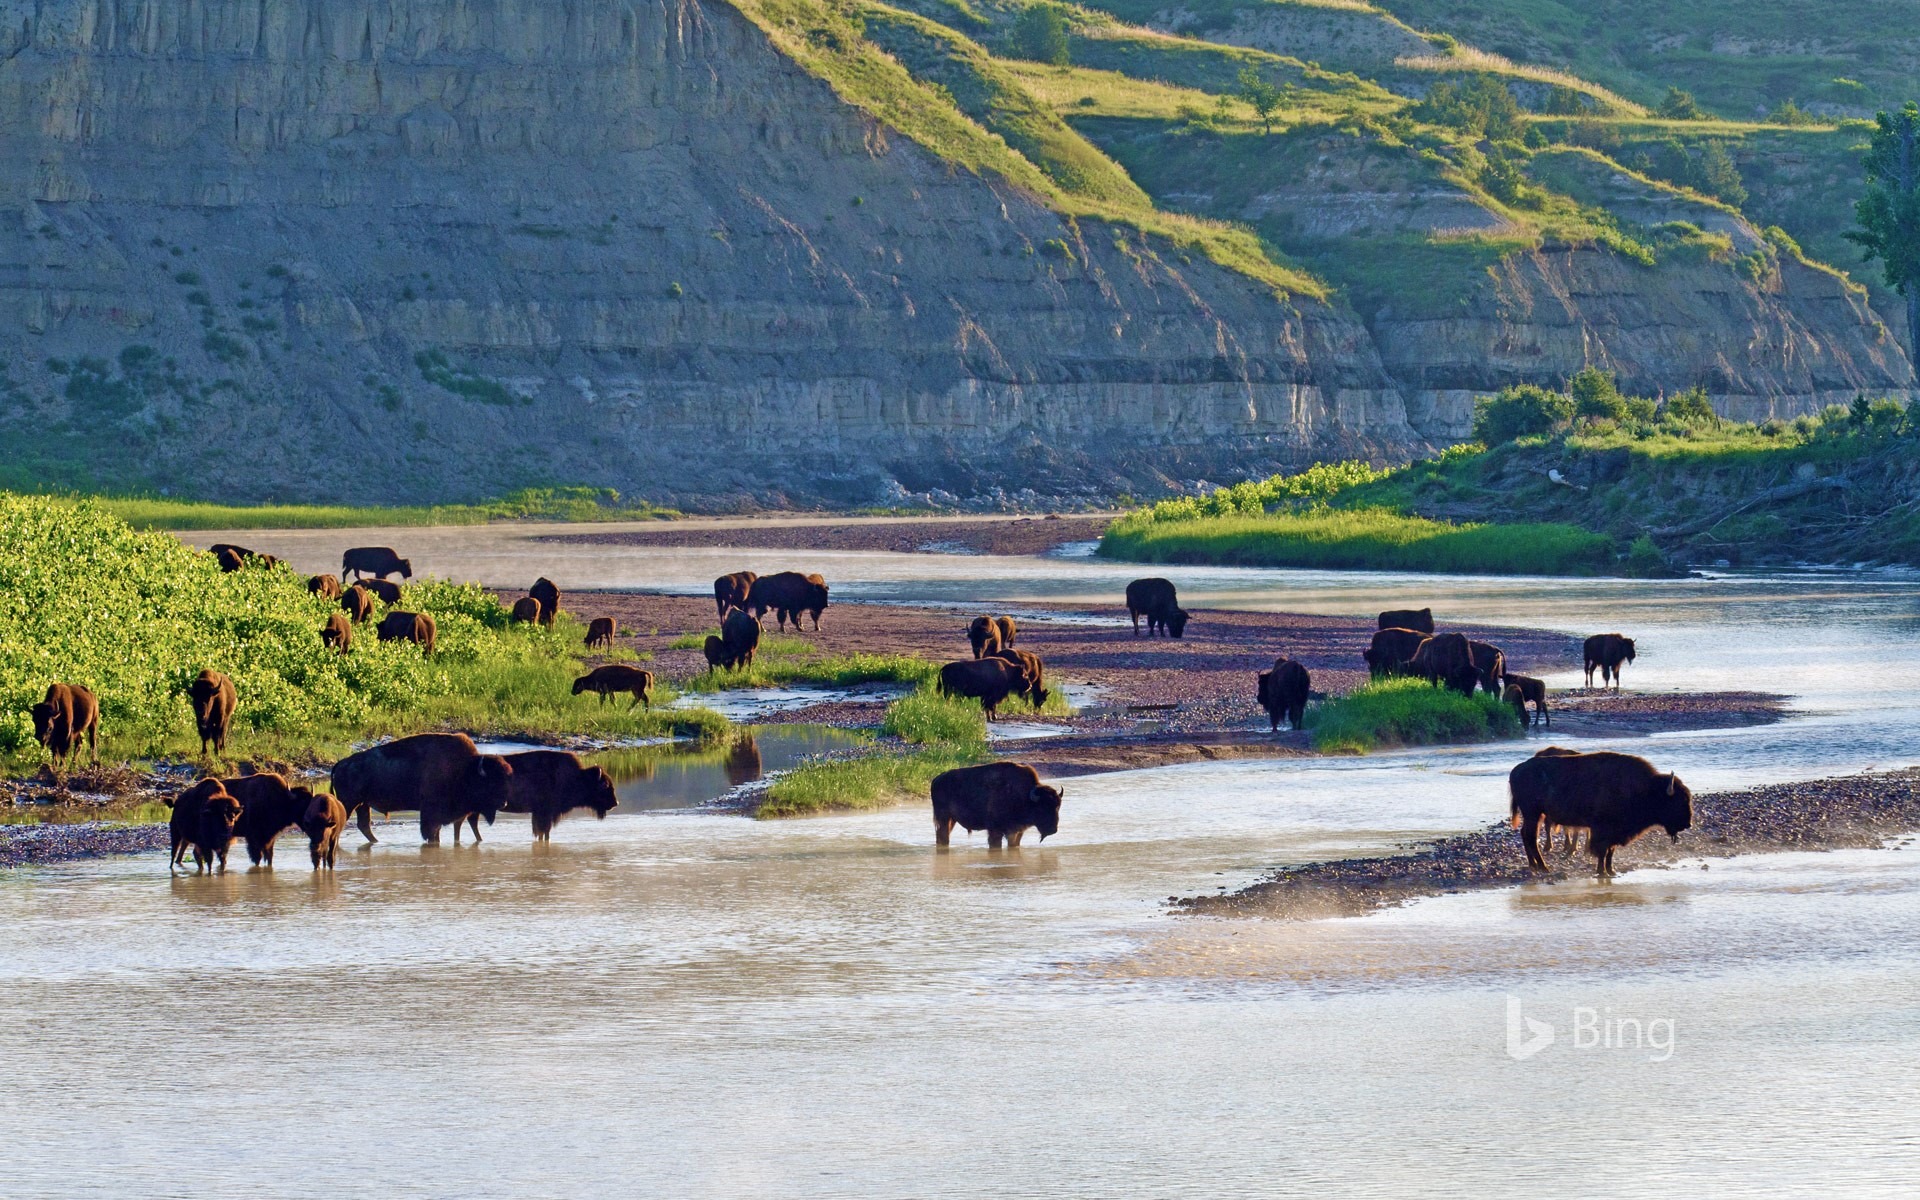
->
<box><xmin>1653</xmin><ymin>475</ymin><xmax>1851</xmax><ymax>537</ymax></box>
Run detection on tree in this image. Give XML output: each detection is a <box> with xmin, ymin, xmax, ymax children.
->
<box><xmin>1848</xmin><ymin>102</ymin><xmax>1920</xmax><ymax>366</ymax></box>
<box><xmin>1011</xmin><ymin>5</ymin><xmax>1069</xmax><ymax>67</ymax></box>
<box><xmin>1472</xmin><ymin>384</ymin><xmax>1574</xmax><ymax>444</ymax></box>
<box><xmin>1235</xmin><ymin>68</ymin><xmax>1282</xmax><ymax>134</ymax></box>
<box><xmin>1661</xmin><ymin>386</ymin><xmax>1719</xmax><ymax>426</ymax></box>
<box><xmin>1418</xmin><ymin>76</ymin><xmax>1524</xmax><ymax>143</ymax></box>
<box><xmin>1569</xmin><ymin>367</ymin><xmax>1627</xmax><ymax>420</ymax></box>
<box><xmin>1695</xmin><ymin>140</ymin><xmax>1748</xmax><ymax>207</ymax></box>
<box><xmin>1657</xmin><ymin>87</ymin><xmax>1703</xmax><ymax>120</ymax></box>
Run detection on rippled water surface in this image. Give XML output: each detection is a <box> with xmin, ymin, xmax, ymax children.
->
<box><xmin>7</xmin><ymin>526</ymin><xmax>1919</xmax><ymax>1196</ymax></box>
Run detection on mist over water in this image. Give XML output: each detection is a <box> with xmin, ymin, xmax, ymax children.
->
<box><xmin>9</xmin><ymin>527</ymin><xmax>1918</xmax><ymax>1195</ymax></box>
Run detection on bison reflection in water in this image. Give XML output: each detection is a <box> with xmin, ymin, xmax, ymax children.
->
<box><xmin>724</xmin><ymin>736</ymin><xmax>764</xmax><ymax>786</ymax></box>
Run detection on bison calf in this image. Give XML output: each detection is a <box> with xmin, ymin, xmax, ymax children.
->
<box><xmin>573</xmin><ymin>665</ymin><xmax>653</xmax><ymax>709</ymax></box>
<box><xmin>322</xmin><ymin>612</ymin><xmax>353</xmax><ymax>653</ymax></box>
<box><xmin>510</xmin><ymin>597</ymin><xmax>544</xmax><ymax>625</ymax></box>
<box><xmin>341</xmin><ymin>585</ymin><xmax>374</xmax><ymax>624</ymax></box>
<box><xmin>1257</xmin><ymin>658</ymin><xmax>1311</xmax><ymax>732</ymax></box>
<box><xmin>301</xmin><ymin>793</ymin><xmax>347</xmax><ymax>869</ymax></box>
<box><xmin>703</xmin><ymin>635</ymin><xmax>729</xmax><ymax>674</ymax></box>
<box><xmin>1504</xmin><ymin>673</ymin><xmax>1549</xmax><ymax>727</ymax></box>
<box><xmin>165</xmin><ymin>778</ymin><xmax>232</xmax><ymax>872</ymax></box>
<box><xmin>187</xmin><ymin>670</ymin><xmax>237</xmax><ymax>758</ymax></box>
<box><xmin>930</xmin><ymin>761</ymin><xmax>1063</xmax><ymax>848</ymax></box>
<box><xmin>308</xmin><ymin>573</ymin><xmax>342</xmax><ymax>600</ymax></box>
<box><xmin>31</xmin><ymin>682</ymin><xmax>99</xmax><ymax>769</ymax></box>
<box><xmin>584</xmin><ymin>617</ymin><xmax>616</xmax><ymax>650</ymax></box>
<box><xmin>376</xmin><ymin>611</ymin><xmax>436</xmax><ymax>655</ymax></box>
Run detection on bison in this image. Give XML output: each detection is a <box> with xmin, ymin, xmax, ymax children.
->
<box><xmin>1584</xmin><ymin>634</ymin><xmax>1636</xmax><ymax>691</ymax></box>
<box><xmin>1502</xmin><ymin>682</ymin><xmax>1529</xmax><ymax>726</ymax></box>
<box><xmin>341</xmin><ymin>584</ymin><xmax>374</xmax><ymax>623</ymax></box>
<box><xmin>1508</xmin><ymin>748</ymin><xmax>1691</xmax><ymax>877</ymax></box>
<box><xmin>748</xmin><ymin>571</ymin><xmax>829</xmax><ymax>632</ymax></box>
<box><xmin>721</xmin><ymin>607</ymin><xmax>761</xmax><ymax>670</ymax></box>
<box><xmin>994</xmin><ymin>616</ymin><xmax>1017</xmax><ymax>647</ymax></box>
<box><xmin>930</xmin><ymin>762</ymin><xmax>1063</xmax><ymax>849</ymax></box>
<box><xmin>967</xmin><ymin>616</ymin><xmax>1001</xmax><ymax>659</ymax></box>
<box><xmin>341</xmin><ymin>546</ymin><xmax>412</xmax><ymax>581</ymax></box>
<box><xmin>1410</xmin><ymin>632</ymin><xmax>1478</xmax><ymax>695</ymax></box>
<box><xmin>939</xmin><ymin>658</ymin><xmax>1026</xmax><ymax>720</ymax></box>
<box><xmin>1257</xmin><ymin>658</ymin><xmax>1311</xmax><ymax>732</ymax></box>
<box><xmin>584</xmin><ymin>617</ymin><xmax>616</xmax><ymax>651</ymax></box>
<box><xmin>529</xmin><ymin>578</ymin><xmax>561</xmax><ymax>628</ymax></box>
<box><xmin>510</xmin><ymin>596</ymin><xmax>544</xmax><ymax>625</ymax></box>
<box><xmin>1364</xmin><ymin>628</ymin><xmax>1428</xmax><ymax>679</ymax></box>
<box><xmin>308</xmin><ymin>573</ymin><xmax>342</xmax><ymax>600</ymax></box>
<box><xmin>322</xmin><ymin>612</ymin><xmax>353</xmax><ymax>653</ymax></box>
<box><xmin>702</xmin><ymin>635</ymin><xmax>729</xmax><ymax>674</ymax></box>
<box><xmin>225</xmin><ymin>772</ymin><xmax>316</xmax><ymax>867</ymax></box>
<box><xmin>212</xmin><ymin>544</ymin><xmax>249</xmax><ymax>572</ymax></box>
<box><xmin>496</xmin><ymin>750</ymin><xmax>619</xmax><ymax>842</ymax></box>
<box><xmin>376</xmin><ymin>611</ymin><xmax>436</xmax><ymax>655</ymax></box>
<box><xmin>165</xmin><ymin>778</ymin><xmax>231</xmax><ymax>872</ymax></box>
<box><xmin>31</xmin><ymin>682</ymin><xmax>99</xmax><ymax>769</ymax></box>
<box><xmin>187</xmin><ymin>670</ymin><xmax>237</xmax><ymax>759</ymax></box>
<box><xmin>361</xmin><ymin>578</ymin><xmax>403</xmax><ymax>606</ymax></box>
<box><xmin>331</xmin><ymin>732</ymin><xmax>514</xmax><ymax>845</ymax></box>
<box><xmin>1468</xmin><ymin>640</ymin><xmax>1506</xmax><ymax>696</ymax></box>
<box><xmin>301</xmin><ymin>793</ymin><xmax>347</xmax><ymax>869</ymax></box>
<box><xmin>1124</xmin><ymin>577</ymin><xmax>1190</xmax><ymax>638</ymax></box>
<box><xmin>1503</xmin><ymin>673</ymin><xmax>1549</xmax><ymax>727</ymax></box>
<box><xmin>714</xmin><ymin>571</ymin><xmax>757</xmax><ymax>617</ymax></box>
<box><xmin>572</xmin><ymin>665</ymin><xmax>654</xmax><ymax>709</ymax></box>
<box><xmin>193</xmin><ymin>788</ymin><xmax>246</xmax><ymax>873</ymax></box>
<box><xmin>987</xmin><ymin>647</ymin><xmax>1049</xmax><ymax>708</ymax></box>
<box><xmin>1378</xmin><ymin>607</ymin><xmax>1434</xmax><ymax>634</ymax></box>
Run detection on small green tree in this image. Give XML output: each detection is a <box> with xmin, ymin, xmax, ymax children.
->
<box><xmin>1695</xmin><ymin>140</ymin><xmax>1748</xmax><ymax>206</ymax></box>
<box><xmin>1657</xmin><ymin>87</ymin><xmax>1703</xmax><ymax>120</ymax></box>
<box><xmin>1661</xmin><ymin>386</ymin><xmax>1719</xmax><ymax>425</ymax></box>
<box><xmin>1011</xmin><ymin>5</ymin><xmax>1070</xmax><ymax>67</ymax></box>
<box><xmin>1417</xmin><ymin>76</ymin><xmax>1525</xmax><ymax>142</ymax></box>
<box><xmin>1236</xmin><ymin>68</ymin><xmax>1282</xmax><ymax>134</ymax></box>
<box><xmin>1472</xmin><ymin>384</ymin><xmax>1574</xmax><ymax>444</ymax></box>
<box><xmin>1569</xmin><ymin>367</ymin><xmax>1627</xmax><ymax>420</ymax></box>
<box><xmin>1846</xmin><ymin>101</ymin><xmax>1920</xmax><ymax>365</ymax></box>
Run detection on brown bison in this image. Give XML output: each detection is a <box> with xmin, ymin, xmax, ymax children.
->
<box><xmin>308</xmin><ymin>573</ymin><xmax>342</xmax><ymax>600</ymax></box>
<box><xmin>702</xmin><ymin>635</ymin><xmax>729</xmax><ymax>674</ymax></box>
<box><xmin>748</xmin><ymin>571</ymin><xmax>829</xmax><ymax>632</ymax></box>
<box><xmin>930</xmin><ymin>761</ymin><xmax>1063</xmax><ymax>848</ymax></box>
<box><xmin>187</xmin><ymin>670</ymin><xmax>237</xmax><ymax>758</ymax></box>
<box><xmin>1584</xmin><ymin>634</ymin><xmax>1636</xmax><ymax>691</ymax></box>
<box><xmin>573</xmin><ymin>665</ymin><xmax>654</xmax><ymax>709</ymax></box>
<box><xmin>721</xmin><ymin>607</ymin><xmax>761</xmax><ymax>670</ymax></box>
<box><xmin>987</xmin><ymin>647</ymin><xmax>1049</xmax><ymax>708</ymax></box>
<box><xmin>967</xmin><ymin>615</ymin><xmax>1002</xmax><ymax>659</ymax></box>
<box><xmin>584</xmin><ymin>617</ymin><xmax>616</xmax><ymax>650</ymax></box>
<box><xmin>31</xmin><ymin>682</ymin><xmax>99</xmax><ymax>769</ymax></box>
<box><xmin>1502</xmin><ymin>682</ymin><xmax>1529</xmax><ymax>726</ymax></box>
<box><xmin>226</xmin><ymin>772</ymin><xmax>317</xmax><ymax>867</ymax></box>
<box><xmin>1410</xmin><ymin>632</ymin><xmax>1478</xmax><ymax>695</ymax></box>
<box><xmin>1468</xmin><ymin>640</ymin><xmax>1506</xmax><ymax>696</ymax></box>
<box><xmin>341</xmin><ymin>584</ymin><xmax>374</xmax><ymax>623</ymax></box>
<box><xmin>1508</xmin><ymin>748</ymin><xmax>1692</xmax><ymax>877</ymax></box>
<box><xmin>497</xmin><ymin>750</ymin><xmax>619</xmax><ymax>842</ymax></box>
<box><xmin>938</xmin><ymin>658</ymin><xmax>1026</xmax><ymax>720</ymax></box>
<box><xmin>165</xmin><ymin>778</ymin><xmax>232</xmax><ymax>871</ymax></box>
<box><xmin>301</xmin><ymin>793</ymin><xmax>347</xmax><ymax>869</ymax></box>
<box><xmin>994</xmin><ymin>616</ymin><xmax>1017</xmax><ymax>647</ymax></box>
<box><xmin>210</xmin><ymin>543</ymin><xmax>275</xmax><ymax>572</ymax></box>
<box><xmin>341</xmin><ymin>546</ymin><xmax>412</xmax><ymax>581</ymax></box>
<box><xmin>510</xmin><ymin>596</ymin><xmax>544</xmax><ymax>625</ymax></box>
<box><xmin>331</xmin><ymin>732</ymin><xmax>514</xmax><ymax>845</ymax></box>
<box><xmin>1125</xmin><ymin>577</ymin><xmax>1189</xmax><ymax>638</ymax></box>
<box><xmin>714</xmin><ymin>571</ymin><xmax>757</xmax><ymax>617</ymax></box>
<box><xmin>529</xmin><ymin>578</ymin><xmax>561</xmax><ymax>628</ymax></box>
<box><xmin>361</xmin><ymin>578</ymin><xmax>403</xmax><ymax>605</ymax></box>
<box><xmin>376</xmin><ymin>611</ymin><xmax>436</xmax><ymax>655</ymax></box>
<box><xmin>1364</xmin><ymin>628</ymin><xmax>1428</xmax><ymax>679</ymax></box>
<box><xmin>1257</xmin><ymin>658</ymin><xmax>1311</xmax><ymax>732</ymax></box>
<box><xmin>1378</xmin><ymin>607</ymin><xmax>1434</xmax><ymax>634</ymax></box>
<box><xmin>1504</xmin><ymin>673</ymin><xmax>1549</xmax><ymax>727</ymax></box>
<box><xmin>321</xmin><ymin>612</ymin><xmax>353</xmax><ymax>653</ymax></box>
<box><xmin>194</xmin><ymin>788</ymin><xmax>246</xmax><ymax>873</ymax></box>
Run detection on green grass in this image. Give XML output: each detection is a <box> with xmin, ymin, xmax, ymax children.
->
<box><xmin>676</xmin><ymin>651</ymin><xmax>938</xmax><ymax>693</ymax></box>
<box><xmin>881</xmin><ymin>685</ymin><xmax>991</xmax><ymax>746</ymax></box>
<box><xmin>0</xmin><ymin>493</ymin><xmax>723</xmax><ymax>772</ymax></box>
<box><xmin>1306</xmin><ymin>677</ymin><xmax>1523</xmax><ymax>753</ymax></box>
<box><xmin>754</xmin><ymin>745</ymin><xmax>981</xmax><ymax>818</ymax></box>
<box><xmin>1099</xmin><ymin>506</ymin><xmax>1614</xmax><ymax>574</ymax></box>
<box><xmin>85</xmin><ymin>486</ymin><xmax>676</xmax><ymax>531</ymax></box>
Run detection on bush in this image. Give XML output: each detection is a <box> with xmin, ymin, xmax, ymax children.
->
<box><xmin>1417</xmin><ymin>76</ymin><xmax>1524</xmax><ymax>142</ymax></box>
<box><xmin>1657</xmin><ymin>87</ymin><xmax>1704</xmax><ymax>120</ymax></box>
<box><xmin>1661</xmin><ymin>387</ymin><xmax>1719</xmax><ymax>426</ymax></box>
<box><xmin>1623</xmin><ymin>535</ymin><xmax>1669</xmax><ymax>577</ymax></box>
<box><xmin>1305</xmin><ymin>677</ymin><xmax>1521</xmax><ymax>754</ymax></box>
<box><xmin>1473</xmin><ymin>384</ymin><xmax>1574</xmax><ymax>444</ymax></box>
<box><xmin>1569</xmin><ymin>367</ymin><xmax>1627</xmax><ymax>421</ymax></box>
<box><xmin>1010</xmin><ymin>5</ymin><xmax>1069</xmax><ymax>67</ymax></box>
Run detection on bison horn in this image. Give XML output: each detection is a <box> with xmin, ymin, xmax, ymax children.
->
<box><xmin>1666</xmin><ymin>774</ymin><xmax>1677</xmax><ymax>796</ymax></box>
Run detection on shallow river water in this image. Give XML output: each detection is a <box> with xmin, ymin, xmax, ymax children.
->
<box><xmin>6</xmin><ymin>527</ymin><xmax>1920</xmax><ymax>1196</ymax></box>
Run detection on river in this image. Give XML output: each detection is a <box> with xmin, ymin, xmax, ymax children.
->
<box><xmin>4</xmin><ymin>525</ymin><xmax>1918</xmax><ymax>1196</ymax></box>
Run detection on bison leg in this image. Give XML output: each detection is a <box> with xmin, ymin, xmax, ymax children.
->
<box><xmin>1541</xmin><ymin>700</ymin><xmax>1549</xmax><ymax>728</ymax></box>
<box><xmin>1129</xmin><ymin>609</ymin><xmax>1141</xmax><ymax>636</ymax></box>
<box><xmin>1005</xmin><ymin>828</ymin><xmax>1025</xmax><ymax>849</ymax></box>
<box><xmin>988</xmin><ymin>830</ymin><xmax>1004</xmax><ymax>849</ymax></box>
<box><xmin>934</xmin><ymin>816</ymin><xmax>953</xmax><ymax>847</ymax></box>
<box><xmin>1521</xmin><ymin>812</ymin><xmax>1547</xmax><ymax>871</ymax></box>
<box><xmin>356</xmin><ymin>804</ymin><xmax>378</xmax><ymax>845</ymax></box>
<box><xmin>421</xmin><ymin>816</ymin><xmax>441</xmax><ymax>845</ymax></box>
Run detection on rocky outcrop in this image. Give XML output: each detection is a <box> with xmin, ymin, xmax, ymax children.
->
<box><xmin>0</xmin><ymin>0</ymin><xmax>1417</xmax><ymax>505</ymax></box>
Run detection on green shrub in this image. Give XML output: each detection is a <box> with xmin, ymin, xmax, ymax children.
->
<box><xmin>882</xmin><ymin>684</ymin><xmax>988</xmax><ymax>747</ymax></box>
<box><xmin>1623</xmin><ymin>535</ymin><xmax>1670</xmax><ymax>577</ymax></box>
<box><xmin>1306</xmin><ymin>677</ymin><xmax>1521</xmax><ymax>754</ymax></box>
<box><xmin>1661</xmin><ymin>387</ymin><xmax>1719</xmax><ymax>426</ymax></box>
<box><xmin>1009</xmin><ymin>4</ymin><xmax>1069</xmax><ymax>66</ymax></box>
<box><xmin>1473</xmin><ymin>383</ymin><xmax>1574</xmax><ymax>444</ymax></box>
<box><xmin>1569</xmin><ymin>367</ymin><xmax>1627</xmax><ymax>421</ymax></box>
<box><xmin>1417</xmin><ymin>76</ymin><xmax>1524</xmax><ymax>142</ymax></box>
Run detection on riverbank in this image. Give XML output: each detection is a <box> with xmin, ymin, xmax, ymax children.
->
<box><xmin>1180</xmin><ymin>768</ymin><xmax>1920</xmax><ymax>921</ymax></box>
<box><xmin>540</xmin><ymin>513</ymin><xmax>1114</xmax><ymax>557</ymax></box>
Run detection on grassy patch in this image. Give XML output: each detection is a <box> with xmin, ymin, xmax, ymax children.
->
<box><xmin>754</xmin><ymin>745</ymin><xmax>980</xmax><ymax>818</ymax></box>
<box><xmin>87</xmin><ymin>487</ymin><xmax>677</xmax><ymax>530</ymax></box>
<box><xmin>1306</xmin><ymin>677</ymin><xmax>1522</xmax><ymax>754</ymax></box>
<box><xmin>676</xmin><ymin>651</ymin><xmax>937</xmax><ymax>693</ymax></box>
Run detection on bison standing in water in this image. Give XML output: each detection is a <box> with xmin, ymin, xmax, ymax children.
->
<box><xmin>226</xmin><ymin>772</ymin><xmax>317</xmax><ymax>867</ymax></box>
<box><xmin>1364</xmin><ymin>628</ymin><xmax>1428</xmax><ymax>678</ymax></box>
<box><xmin>496</xmin><ymin>750</ymin><xmax>619</xmax><ymax>842</ymax></box>
<box><xmin>1257</xmin><ymin>658</ymin><xmax>1311</xmax><ymax>732</ymax></box>
<box><xmin>930</xmin><ymin>761</ymin><xmax>1063</xmax><ymax>848</ymax></box>
<box><xmin>1410</xmin><ymin>632</ymin><xmax>1478</xmax><ymax>695</ymax></box>
<box><xmin>749</xmin><ymin>571</ymin><xmax>829</xmax><ymax>631</ymax></box>
<box><xmin>1584</xmin><ymin>634</ymin><xmax>1636</xmax><ymax>691</ymax></box>
<box><xmin>31</xmin><ymin>682</ymin><xmax>99</xmax><ymax>769</ymax></box>
<box><xmin>341</xmin><ymin>546</ymin><xmax>412</xmax><ymax>581</ymax></box>
<box><xmin>331</xmin><ymin>732</ymin><xmax>514</xmax><ymax>845</ymax></box>
<box><xmin>714</xmin><ymin>571</ymin><xmax>757</xmax><ymax>617</ymax></box>
<box><xmin>165</xmin><ymin>778</ymin><xmax>232</xmax><ymax>871</ymax></box>
<box><xmin>1124</xmin><ymin>578</ymin><xmax>1189</xmax><ymax>638</ymax></box>
<box><xmin>1508</xmin><ymin>747</ymin><xmax>1691</xmax><ymax>877</ymax></box>
<box><xmin>187</xmin><ymin>670</ymin><xmax>237</xmax><ymax>759</ymax></box>
<box><xmin>301</xmin><ymin>793</ymin><xmax>347</xmax><ymax>869</ymax></box>
<box><xmin>1378</xmin><ymin>607</ymin><xmax>1434</xmax><ymax>634</ymax></box>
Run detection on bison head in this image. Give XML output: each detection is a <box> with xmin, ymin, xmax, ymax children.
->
<box><xmin>1029</xmin><ymin>784</ymin><xmax>1064</xmax><ymax>840</ymax></box>
<box><xmin>1166</xmin><ymin>608</ymin><xmax>1190</xmax><ymax>638</ymax></box>
<box><xmin>570</xmin><ymin>674</ymin><xmax>592</xmax><ymax>696</ymax></box>
<box><xmin>398</xmin><ymin>558</ymin><xmax>414</xmax><ymax>579</ymax></box>
<box><xmin>30</xmin><ymin>701</ymin><xmax>56</xmax><ymax>746</ymax></box>
<box><xmin>200</xmin><ymin>791</ymin><xmax>244</xmax><ymax>838</ymax></box>
<box><xmin>1621</xmin><ymin>638</ymin><xmax>1637</xmax><ymax>663</ymax></box>
<box><xmin>579</xmin><ymin>766</ymin><xmax>619</xmax><ymax>819</ymax></box>
<box><xmin>469</xmin><ymin>755</ymin><xmax>515</xmax><ymax>822</ymax></box>
<box><xmin>1660</xmin><ymin>772</ymin><xmax>1693</xmax><ymax>839</ymax></box>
